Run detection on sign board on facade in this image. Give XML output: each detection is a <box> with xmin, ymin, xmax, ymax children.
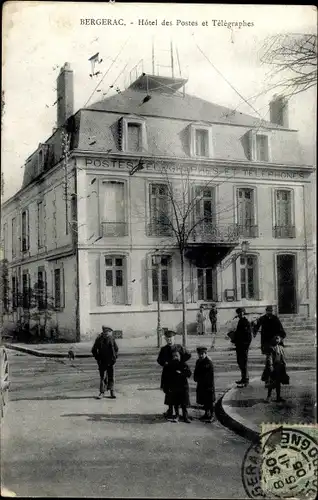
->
<box><xmin>83</xmin><ymin>157</ymin><xmax>308</xmax><ymax>180</ymax></box>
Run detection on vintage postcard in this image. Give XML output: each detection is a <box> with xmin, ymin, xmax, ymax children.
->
<box><xmin>1</xmin><ymin>2</ymin><xmax>316</xmax><ymax>498</ymax></box>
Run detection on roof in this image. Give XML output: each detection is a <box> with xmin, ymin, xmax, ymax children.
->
<box><xmin>87</xmin><ymin>85</ymin><xmax>282</xmax><ymax>129</ymax></box>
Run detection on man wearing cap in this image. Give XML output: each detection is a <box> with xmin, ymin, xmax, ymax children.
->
<box><xmin>253</xmin><ymin>306</ymin><xmax>286</xmax><ymax>355</ymax></box>
<box><xmin>92</xmin><ymin>326</ymin><xmax>119</xmax><ymax>399</ymax></box>
<box><xmin>232</xmin><ymin>308</ymin><xmax>252</xmax><ymax>386</ymax></box>
<box><xmin>157</xmin><ymin>330</ymin><xmax>191</xmax><ymax>419</ymax></box>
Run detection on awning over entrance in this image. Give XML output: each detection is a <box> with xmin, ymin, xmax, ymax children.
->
<box><xmin>185</xmin><ymin>242</ymin><xmax>237</xmax><ymax>268</ymax></box>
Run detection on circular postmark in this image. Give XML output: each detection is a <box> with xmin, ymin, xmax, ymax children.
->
<box><xmin>242</xmin><ymin>427</ymin><xmax>318</xmax><ymax>499</ymax></box>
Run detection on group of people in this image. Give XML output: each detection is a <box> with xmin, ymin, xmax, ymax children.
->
<box><xmin>90</xmin><ymin>305</ymin><xmax>290</xmax><ymax>421</ymax></box>
<box><xmin>196</xmin><ymin>303</ymin><xmax>217</xmax><ymax>348</ymax></box>
<box><xmin>157</xmin><ymin>331</ymin><xmax>215</xmax><ymax>423</ymax></box>
<box><xmin>232</xmin><ymin>305</ymin><xmax>289</xmax><ymax>402</ymax></box>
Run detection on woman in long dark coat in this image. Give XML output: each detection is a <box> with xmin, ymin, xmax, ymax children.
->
<box><xmin>194</xmin><ymin>347</ymin><xmax>215</xmax><ymax>422</ymax></box>
<box><xmin>161</xmin><ymin>352</ymin><xmax>191</xmax><ymax>423</ymax></box>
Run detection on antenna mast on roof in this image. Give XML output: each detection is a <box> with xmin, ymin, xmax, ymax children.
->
<box><xmin>170</xmin><ymin>40</ymin><xmax>174</xmax><ymax>78</ymax></box>
<box><xmin>152</xmin><ymin>37</ymin><xmax>155</xmax><ymax>75</ymax></box>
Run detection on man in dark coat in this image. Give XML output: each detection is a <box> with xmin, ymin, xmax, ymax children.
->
<box><xmin>157</xmin><ymin>330</ymin><xmax>191</xmax><ymax>419</ymax></box>
<box><xmin>92</xmin><ymin>326</ymin><xmax>119</xmax><ymax>399</ymax></box>
<box><xmin>253</xmin><ymin>305</ymin><xmax>286</xmax><ymax>354</ymax></box>
<box><xmin>232</xmin><ymin>308</ymin><xmax>252</xmax><ymax>386</ymax></box>
<box><xmin>194</xmin><ymin>347</ymin><xmax>215</xmax><ymax>422</ymax></box>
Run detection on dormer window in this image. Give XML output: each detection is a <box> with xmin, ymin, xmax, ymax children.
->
<box><xmin>37</xmin><ymin>144</ymin><xmax>49</xmax><ymax>174</ymax></box>
<box><xmin>190</xmin><ymin>124</ymin><xmax>213</xmax><ymax>158</ymax></box>
<box><xmin>248</xmin><ymin>130</ymin><xmax>271</xmax><ymax>162</ymax></box>
<box><xmin>120</xmin><ymin>117</ymin><xmax>147</xmax><ymax>153</ymax></box>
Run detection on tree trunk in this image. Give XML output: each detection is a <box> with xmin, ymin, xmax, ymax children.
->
<box><xmin>180</xmin><ymin>247</ymin><xmax>187</xmax><ymax>347</ymax></box>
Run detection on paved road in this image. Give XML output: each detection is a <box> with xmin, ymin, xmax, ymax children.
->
<box><xmin>1</xmin><ymin>345</ymin><xmax>315</xmax><ymax>498</ymax></box>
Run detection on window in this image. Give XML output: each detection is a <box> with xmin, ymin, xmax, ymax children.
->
<box><xmin>12</xmin><ymin>217</ymin><xmax>17</xmax><ymax>258</ymax></box>
<box><xmin>237</xmin><ymin>188</ymin><xmax>257</xmax><ymax>237</ymax></box>
<box><xmin>54</xmin><ymin>268</ymin><xmax>64</xmax><ymax>309</ymax></box>
<box><xmin>127</xmin><ymin>123</ymin><xmax>142</xmax><ymax>152</ymax></box>
<box><xmin>190</xmin><ymin>124</ymin><xmax>213</xmax><ymax>158</ymax></box>
<box><xmin>249</xmin><ymin>131</ymin><xmax>270</xmax><ymax>162</ymax></box>
<box><xmin>21</xmin><ymin>209</ymin><xmax>29</xmax><ymax>252</ymax></box>
<box><xmin>194</xmin><ymin>186</ymin><xmax>216</xmax><ymax>237</ymax></box>
<box><xmin>104</xmin><ymin>256</ymin><xmax>125</xmax><ymax>304</ymax></box>
<box><xmin>37</xmin><ymin>269</ymin><xmax>46</xmax><ymax>309</ymax></box>
<box><xmin>152</xmin><ymin>256</ymin><xmax>171</xmax><ymax>303</ymax></box>
<box><xmin>100</xmin><ymin>181</ymin><xmax>127</xmax><ymax>236</ymax></box>
<box><xmin>12</xmin><ymin>276</ymin><xmax>18</xmax><ymax>310</ymax></box>
<box><xmin>149</xmin><ymin>183</ymin><xmax>171</xmax><ymax>236</ymax></box>
<box><xmin>121</xmin><ymin>117</ymin><xmax>147</xmax><ymax>153</ymax></box>
<box><xmin>37</xmin><ymin>201</ymin><xmax>45</xmax><ymax>248</ymax></box>
<box><xmin>256</xmin><ymin>135</ymin><xmax>269</xmax><ymax>161</ymax></box>
<box><xmin>22</xmin><ymin>271</ymin><xmax>30</xmax><ymax>309</ymax></box>
<box><xmin>197</xmin><ymin>267</ymin><xmax>217</xmax><ymax>301</ymax></box>
<box><xmin>274</xmin><ymin>190</ymin><xmax>295</xmax><ymax>238</ymax></box>
<box><xmin>240</xmin><ymin>255</ymin><xmax>258</xmax><ymax>299</ymax></box>
<box><xmin>195</xmin><ymin>129</ymin><xmax>208</xmax><ymax>157</ymax></box>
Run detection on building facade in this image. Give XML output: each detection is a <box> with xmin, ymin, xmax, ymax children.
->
<box><xmin>1</xmin><ymin>63</ymin><xmax>315</xmax><ymax>341</ymax></box>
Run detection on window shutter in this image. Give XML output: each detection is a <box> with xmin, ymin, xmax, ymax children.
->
<box><xmin>118</xmin><ymin>118</ymin><xmax>124</xmax><ymax>151</ymax></box>
<box><xmin>61</xmin><ymin>266</ymin><xmax>65</xmax><ymax>309</ymax></box>
<box><xmin>26</xmin><ymin>210</ymin><xmax>30</xmax><ymax>250</ymax></box>
<box><xmin>256</xmin><ymin>256</ymin><xmax>263</xmax><ymax>301</ymax></box>
<box><xmin>126</xmin><ymin>256</ymin><xmax>132</xmax><ymax>305</ymax></box>
<box><xmin>146</xmin><ymin>254</ymin><xmax>153</xmax><ymax>305</ymax></box>
<box><xmin>99</xmin><ymin>254</ymin><xmax>106</xmax><ymax>306</ymax></box>
<box><xmin>247</xmin><ymin>130</ymin><xmax>255</xmax><ymax>161</ymax></box>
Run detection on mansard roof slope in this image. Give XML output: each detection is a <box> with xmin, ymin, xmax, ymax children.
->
<box><xmin>86</xmin><ymin>87</ymin><xmax>285</xmax><ymax>129</ymax></box>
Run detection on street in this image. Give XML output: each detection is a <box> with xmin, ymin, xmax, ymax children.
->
<box><xmin>1</xmin><ymin>344</ymin><xmax>315</xmax><ymax>498</ymax></box>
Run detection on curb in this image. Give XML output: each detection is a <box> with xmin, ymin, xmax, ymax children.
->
<box><xmin>216</xmin><ymin>382</ymin><xmax>260</xmax><ymax>443</ymax></box>
<box><xmin>4</xmin><ymin>344</ymin><xmax>159</xmax><ymax>358</ymax></box>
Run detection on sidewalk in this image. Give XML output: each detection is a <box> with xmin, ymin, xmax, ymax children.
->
<box><xmin>3</xmin><ymin>332</ymin><xmax>313</xmax><ymax>358</ymax></box>
<box><xmin>218</xmin><ymin>370</ymin><xmax>317</xmax><ymax>441</ymax></box>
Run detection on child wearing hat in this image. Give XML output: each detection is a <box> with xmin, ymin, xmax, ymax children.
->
<box><xmin>193</xmin><ymin>347</ymin><xmax>215</xmax><ymax>423</ymax></box>
<box><xmin>261</xmin><ymin>335</ymin><xmax>289</xmax><ymax>403</ymax></box>
<box><xmin>161</xmin><ymin>351</ymin><xmax>192</xmax><ymax>423</ymax></box>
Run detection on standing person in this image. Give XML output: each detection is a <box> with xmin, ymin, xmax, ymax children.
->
<box><xmin>92</xmin><ymin>326</ymin><xmax>119</xmax><ymax>399</ymax></box>
<box><xmin>253</xmin><ymin>305</ymin><xmax>286</xmax><ymax>354</ymax></box>
<box><xmin>194</xmin><ymin>347</ymin><xmax>215</xmax><ymax>423</ymax></box>
<box><xmin>157</xmin><ymin>330</ymin><xmax>191</xmax><ymax>419</ymax></box>
<box><xmin>232</xmin><ymin>308</ymin><xmax>252</xmax><ymax>387</ymax></box>
<box><xmin>161</xmin><ymin>351</ymin><xmax>192</xmax><ymax>423</ymax></box>
<box><xmin>209</xmin><ymin>303</ymin><xmax>218</xmax><ymax>349</ymax></box>
<box><xmin>196</xmin><ymin>305</ymin><xmax>206</xmax><ymax>335</ymax></box>
<box><xmin>261</xmin><ymin>335</ymin><xmax>290</xmax><ymax>402</ymax></box>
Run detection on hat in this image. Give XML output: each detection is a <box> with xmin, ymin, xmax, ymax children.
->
<box><xmin>164</xmin><ymin>330</ymin><xmax>176</xmax><ymax>338</ymax></box>
<box><xmin>266</xmin><ymin>306</ymin><xmax>273</xmax><ymax>312</ymax></box>
<box><xmin>196</xmin><ymin>346</ymin><xmax>208</xmax><ymax>354</ymax></box>
<box><xmin>236</xmin><ymin>307</ymin><xmax>246</xmax><ymax>315</ymax></box>
<box><xmin>102</xmin><ymin>326</ymin><xmax>113</xmax><ymax>333</ymax></box>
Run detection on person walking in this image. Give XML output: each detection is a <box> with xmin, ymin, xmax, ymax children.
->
<box><xmin>161</xmin><ymin>351</ymin><xmax>192</xmax><ymax>423</ymax></box>
<box><xmin>92</xmin><ymin>326</ymin><xmax>119</xmax><ymax>399</ymax></box>
<box><xmin>196</xmin><ymin>305</ymin><xmax>206</xmax><ymax>336</ymax></box>
<box><xmin>209</xmin><ymin>303</ymin><xmax>218</xmax><ymax>349</ymax></box>
<box><xmin>261</xmin><ymin>335</ymin><xmax>290</xmax><ymax>403</ymax></box>
<box><xmin>157</xmin><ymin>330</ymin><xmax>191</xmax><ymax>419</ymax></box>
<box><xmin>232</xmin><ymin>308</ymin><xmax>252</xmax><ymax>387</ymax></box>
<box><xmin>253</xmin><ymin>305</ymin><xmax>286</xmax><ymax>354</ymax></box>
<box><xmin>194</xmin><ymin>347</ymin><xmax>215</xmax><ymax>423</ymax></box>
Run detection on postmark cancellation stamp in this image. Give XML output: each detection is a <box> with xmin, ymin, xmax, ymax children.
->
<box><xmin>242</xmin><ymin>424</ymin><xmax>318</xmax><ymax>499</ymax></box>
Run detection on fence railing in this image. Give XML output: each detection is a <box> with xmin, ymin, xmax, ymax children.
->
<box><xmin>100</xmin><ymin>222</ymin><xmax>128</xmax><ymax>237</ymax></box>
<box><xmin>273</xmin><ymin>225</ymin><xmax>296</xmax><ymax>238</ymax></box>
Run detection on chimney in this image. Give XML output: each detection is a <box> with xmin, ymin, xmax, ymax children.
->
<box><xmin>57</xmin><ymin>62</ymin><xmax>74</xmax><ymax>128</ymax></box>
<box><xmin>269</xmin><ymin>95</ymin><xmax>289</xmax><ymax>128</ymax></box>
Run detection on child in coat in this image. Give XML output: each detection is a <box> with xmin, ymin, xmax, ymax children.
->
<box><xmin>194</xmin><ymin>347</ymin><xmax>216</xmax><ymax>422</ymax></box>
<box><xmin>161</xmin><ymin>351</ymin><xmax>192</xmax><ymax>423</ymax></box>
<box><xmin>261</xmin><ymin>335</ymin><xmax>289</xmax><ymax>402</ymax></box>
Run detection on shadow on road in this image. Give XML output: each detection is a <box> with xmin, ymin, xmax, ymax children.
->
<box><xmin>61</xmin><ymin>412</ymin><xmax>165</xmax><ymax>424</ymax></box>
<box><xmin>10</xmin><ymin>395</ymin><xmax>97</xmax><ymax>401</ymax></box>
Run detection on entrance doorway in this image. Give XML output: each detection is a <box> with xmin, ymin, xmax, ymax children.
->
<box><xmin>276</xmin><ymin>254</ymin><xmax>297</xmax><ymax>314</ymax></box>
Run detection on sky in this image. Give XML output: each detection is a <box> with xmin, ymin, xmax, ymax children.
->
<box><xmin>1</xmin><ymin>2</ymin><xmax>317</xmax><ymax>202</ymax></box>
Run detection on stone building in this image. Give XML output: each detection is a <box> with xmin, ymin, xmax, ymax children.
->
<box><xmin>1</xmin><ymin>62</ymin><xmax>315</xmax><ymax>341</ymax></box>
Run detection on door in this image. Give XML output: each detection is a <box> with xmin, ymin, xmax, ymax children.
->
<box><xmin>277</xmin><ymin>254</ymin><xmax>297</xmax><ymax>314</ymax></box>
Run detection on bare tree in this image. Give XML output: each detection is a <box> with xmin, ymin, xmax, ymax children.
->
<box><xmin>138</xmin><ymin>162</ymin><xmax>239</xmax><ymax>347</ymax></box>
<box><xmin>259</xmin><ymin>33</ymin><xmax>317</xmax><ymax>97</ymax></box>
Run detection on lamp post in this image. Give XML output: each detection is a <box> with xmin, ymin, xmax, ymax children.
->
<box><xmin>152</xmin><ymin>254</ymin><xmax>162</xmax><ymax>348</ymax></box>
